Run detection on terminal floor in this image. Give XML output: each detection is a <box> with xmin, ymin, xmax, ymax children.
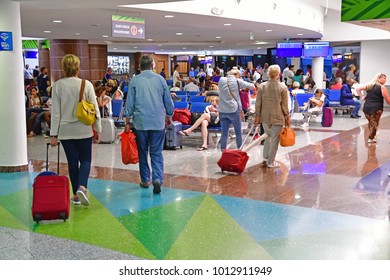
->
<box><xmin>1</xmin><ymin>112</ymin><xmax>390</xmax><ymax>260</ymax></box>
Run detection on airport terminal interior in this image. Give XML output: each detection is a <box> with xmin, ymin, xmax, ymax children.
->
<box><xmin>1</xmin><ymin>112</ymin><xmax>390</xmax><ymax>260</ymax></box>
<box><xmin>2</xmin><ymin>0</ymin><xmax>390</xmax><ymax>261</ymax></box>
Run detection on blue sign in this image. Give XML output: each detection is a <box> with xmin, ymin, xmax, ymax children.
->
<box><xmin>0</xmin><ymin>32</ymin><xmax>13</xmax><ymax>51</ymax></box>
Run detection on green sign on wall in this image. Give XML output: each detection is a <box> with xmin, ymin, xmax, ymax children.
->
<box><xmin>342</xmin><ymin>0</ymin><xmax>390</xmax><ymax>22</ymax></box>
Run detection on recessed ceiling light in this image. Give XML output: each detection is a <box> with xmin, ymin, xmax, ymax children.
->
<box><xmin>158</xmin><ymin>44</ymin><xmax>162</xmax><ymax>47</ymax></box>
<box><xmin>113</xmin><ymin>48</ymin><xmax>117</xmax><ymax>50</ymax></box>
<box><xmin>215</xmin><ymin>36</ymin><xmax>222</xmax><ymax>39</ymax></box>
<box><xmin>176</xmin><ymin>33</ymin><xmax>183</xmax><ymax>35</ymax></box>
<box><xmin>52</xmin><ymin>20</ymin><xmax>62</xmax><ymax>23</ymax></box>
<box><xmin>254</xmin><ymin>41</ymin><xmax>267</xmax><ymax>45</ymax></box>
<box><xmin>102</xmin><ymin>35</ymin><xmax>108</xmax><ymax>38</ymax></box>
<box><xmin>257</xmin><ymin>47</ymin><xmax>262</xmax><ymax>49</ymax></box>
<box><xmin>75</xmin><ymin>33</ymin><xmax>80</xmax><ymax>36</ymax></box>
<box><xmin>182</xmin><ymin>47</ymin><xmax>186</xmax><ymax>49</ymax></box>
<box><xmin>164</xmin><ymin>15</ymin><xmax>174</xmax><ymax>18</ymax></box>
<box><xmin>265</xmin><ymin>29</ymin><xmax>272</xmax><ymax>32</ymax></box>
<box><xmin>297</xmin><ymin>33</ymin><xmax>304</xmax><ymax>36</ymax></box>
<box><xmin>147</xmin><ymin>39</ymin><xmax>153</xmax><ymax>41</ymax></box>
<box><xmin>209</xmin><ymin>46</ymin><xmax>214</xmax><ymax>48</ymax></box>
<box><xmin>43</xmin><ymin>30</ymin><xmax>51</xmax><ymax>33</ymax></box>
<box><xmin>133</xmin><ymin>46</ymin><xmax>138</xmax><ymax>49</ymax></box>
<box><xmin>223</xmin><ymin>23</ymin><xmax>232</xmax><ymax>26</ymax></box>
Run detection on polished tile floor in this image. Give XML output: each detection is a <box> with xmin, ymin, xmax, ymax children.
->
<box><xmin>1</xmin><ymin>110</ymin><xmax>390</xmax><ymax>260</ymax></box>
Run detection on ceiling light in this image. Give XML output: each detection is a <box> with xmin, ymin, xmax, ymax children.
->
<box><xmin>133</xmin><ymin>46</ymin><xmax>138</xmax><ymax>49</ymax></box>
<box><xmin>157</xmin><ymin>44</ymin><xmax>162</xmax><ymax>47</ymax></box>
<box><xmin>257</xmin><ymin>47</ymin><xmax>262</xmax><ymax>49</ymax></box>
<box><xmin>147</xmin><ymin>39</ymin><xmax>153</xmax><ymax>41</ymax></box>
<box><xmin>113</xmin><ymin>48</ymin><xmax>117</xmax><ymax>50</ymax></box>
<box><xmin>223</xmin><ymin>23</ymin><xmax>232</xmax><ymax>26</ymax></box>
<box><xmin>209</xmin><ymin>46</ymin><xmax>214</xmax><ymax>48</ymax></box>
<box><xmin>75</xmin><ymin>33</ymin><xmax>80</xmax><ymax>36</ymax></box>
<box><xmin>254</xmin><ymin>41</ymin><xmax>267</xmax><ymax>44</ymax></box>
<box><xmin>265</xmin><ymin>29</ymin><xmax>272</xmax><ymax>32</ymax></box>
<box><xmin>102</xmin><ymin>35</ymin><xmax>108</xmax><ymax>38</ymax></box>
<box><xmin>297</xmin><ymin>33</ymin><xmax>304</xmax><ymax>36</ymax></box>
<box><xmin>176</xmin><ymin>33</ymin><xmax>183</xmax><ymax>35</ymax></box>
<box><xmin>43</xmin><ymin>30</ymin><xmax>51</xmax><ymax>33</ymax></box>
<box><xmin>52</xmin><ymin>20</ymin><xmax>62</xmax><ymax>23</ymax></box>
<box><xmin>182</xmin><ymin>47</ymin><xmax>186</xmax><ymax>49</ymax></box>
<box><xmin>164</xmin><ymin>15</ymin><xmax>174</xmax><ymax>18</ymax></box>
<box><xmin>215</xmin><ymin>36</ymin><xmax>222</xmax><ymax>39</ymax></box>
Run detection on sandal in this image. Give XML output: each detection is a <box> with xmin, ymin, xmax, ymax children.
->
<box><xmin>197</xmin><ymin>146</ymin><xmax>208</xmax><ymax>151</ymax></box>
<box><xmin>179</xmin><ymin>130</ymin><xmax>189</xmax><ymax>136</ymax></box>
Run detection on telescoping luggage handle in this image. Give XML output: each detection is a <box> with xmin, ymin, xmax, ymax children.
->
<box><xmin>46</xmin><ymin>142</ymin><xmax>60</xmax><ymax>174</ymax></box>
<box><xmin>239</xmin><ymin>124</ymin><xmax>268</xmax><ymax>153</ymax></box>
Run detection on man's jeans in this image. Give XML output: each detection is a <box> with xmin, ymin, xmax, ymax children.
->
<box><xmin>135</xmin><ymin>129</ymin><xmax>165</xmax><ymax>185</ymax></box>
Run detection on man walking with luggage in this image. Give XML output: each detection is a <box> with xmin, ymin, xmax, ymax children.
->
<box><xmin>124</xmin><ymin>55</ymin><xmax>174</xmax><ymax>194</ymax></box>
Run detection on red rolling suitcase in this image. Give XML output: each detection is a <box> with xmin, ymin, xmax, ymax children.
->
<box><xmin>217</xmin><ymin>125</ymin><xmax>268</xmax><ymax>174</ymax></box>
<box><xmin>32</xmin><ymin>143</ymin><xmax>70</xmax><ymax>223</ymax></box>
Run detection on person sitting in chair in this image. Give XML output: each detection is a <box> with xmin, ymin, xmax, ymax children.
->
<box><xmin>301</xmin><ymin>89</ymin><xmax>325</xmax><ymax>127</ymax></box>
<box><xmin>179</xmin><ymin>96</ymin><xmax>220</xmax><ymax>151</ymax></box>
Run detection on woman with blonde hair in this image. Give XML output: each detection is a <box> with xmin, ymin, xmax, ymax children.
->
<box><xmin>356</xmin><ymin>73</ymin><xmax>390</xmax><ymax>143</ymax></box>
<box><xmin>50</xmin><ymin>54</ymin><xmax>102</xmax><ymax>206</ymax></box>
<box><xmin>254</xmin><ymin>64</ymin><xmax>290</xmax><ymax>168</ymax></box>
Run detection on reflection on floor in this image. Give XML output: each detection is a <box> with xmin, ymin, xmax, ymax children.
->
<box><xmin>1</xmin><ymin>112</ymin><xmax>390</xmax><ymax>260</ymax></box>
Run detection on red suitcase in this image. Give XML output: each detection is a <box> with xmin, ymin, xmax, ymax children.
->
<box><xmin>32</xmin><ymin>143</ymin><xmax>70</xmax><ymax>223</ymax></box>
<box><xmin>217</xmin><ymin>125</ymin><xmax>268</xmax><ymax>174</ymax></box>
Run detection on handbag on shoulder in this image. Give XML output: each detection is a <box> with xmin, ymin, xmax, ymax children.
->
<box><xmin>76</xmin><ymin>79</ymin><xmax>96</xmax><ymax>125</ymax></box>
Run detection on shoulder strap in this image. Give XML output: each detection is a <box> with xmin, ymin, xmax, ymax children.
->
<box><xmin>78</xmin><ymin>79</ymin><xmax>86</xmax><ymax>102</ymax></box>
<box><xmin>227</xmin><ymin>78</ymin><xmax>238</xmax><ymax>103</ymax></box>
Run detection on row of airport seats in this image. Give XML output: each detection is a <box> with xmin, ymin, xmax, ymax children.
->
<box><xmin>294</xmin><ymin>89</ymin><xmax>352</xmax><ymax>116</ymax></box>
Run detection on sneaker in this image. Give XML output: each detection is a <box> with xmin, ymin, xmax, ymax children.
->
<box><xmin>139</xmin><ymin>181</ymin><xmax>151</xmax><ymax>188</ymax></box>
<box><xmin>76</xmin><ymin>186</ymin><xmax>90</xmax><ymax>206</ymax></box>
<box><xmin>71</xmin><ymin>197</ymin><xmax>81</xmax><ymax>205</ymax></box>
<box><xmin>301</xmin><ymin>123</ymin><xmax>309</xmax><ymax>127</ymax></box>
<box><xmin>368</xmin><ymin>139</ymin><xmax>377</xmax><ymax>143</ymax></box>
<box><xmin>267</xmin><ymin>162</ymin><xmax>281</xmax><ymax>168</ymax></box>
<box><xmin>152</xmin><ymin>180</ymin><xmax>161</xmax><ymax>194</ymax></box>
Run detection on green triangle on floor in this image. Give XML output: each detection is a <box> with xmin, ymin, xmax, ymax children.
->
<box><xmin>33</xmin><ymin>193</ymin><xmax>155</xmax><ymax>259</ymax></box>
<box><xmin>119</xmin><ymin>194</ymin><xmax>206</xmax><ymax>259</ymax></box>
<box><xmin>165</xmin><ymin>195</ymin><xmax>273</xmax><ymax>260</ymax></box>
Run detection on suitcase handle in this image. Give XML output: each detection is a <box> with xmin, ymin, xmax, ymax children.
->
<box><xmin>46</xmin><ymin>142</ymin><xmax>60</xmax><ymax>174</ymax></box>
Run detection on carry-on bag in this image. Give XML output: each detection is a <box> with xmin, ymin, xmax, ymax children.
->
<box><xmin>321</xmin><ymin>107</ymin><xmax>333</xmax><ymax>127</ymax></box>
<box><xmin>165</xmin><ymin>121</ymin><xmax>183</xmax><ymax>150</ymax></box>
<box><xmin>32</xmin><ymin>143</ymin><xmax>70</xmax><ymax>223</ymax></box>
<box><xmin>217</xmin><ymin>125</ymin><xmax>268</xmax><ymax>174</ymax></box>
<box><xmin>100</xmin><ymin>117</ymin><xmax>116</xmax><ymax>143</ymax></box>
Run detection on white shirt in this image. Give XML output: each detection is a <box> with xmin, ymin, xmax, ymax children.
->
<box><xmin>173</xmin><ymin>70</ymin><xmax>180</xmax><ymax>86</ymax></box>
<box><xmin>206</xmin><ymin>67</ymin><xmax>214</xmax><ymax>76</ymax></box>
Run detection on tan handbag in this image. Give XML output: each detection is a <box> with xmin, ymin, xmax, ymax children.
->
<box><xmin>76</xmin><ymin>79</ymin><xmax>96</xmax><ymax>126</ymax></box>
<box><xmin>279</xmin><ymin>126</ymin><xmax>295</xmax><ymax>147</ymax></box>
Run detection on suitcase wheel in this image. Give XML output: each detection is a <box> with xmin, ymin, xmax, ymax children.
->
<box><xmin>33</xmin><ymin>213</ymin><xmax>42</xmax><ymax>223</ymax></box>
<box><xmin>59</xmin><ymin>212</ymin><xmax>68</xmax><ymax>221</ymax></box>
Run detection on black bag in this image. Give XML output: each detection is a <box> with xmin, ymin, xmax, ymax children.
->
<box><xmin>191</xmin><ymin>112</ymin><xmax>203</xmax><ymax>125</ymax></box>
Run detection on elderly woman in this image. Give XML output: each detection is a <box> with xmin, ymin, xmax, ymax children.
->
<box><xmin>254</xmin><ymin>64</ymin><xmax>290</xmax><ymax>168</ymax></box>
<box><xmin>218</xmin><ymin>69</ymin><xmax>256</xmax><ymax>151</ymax></box>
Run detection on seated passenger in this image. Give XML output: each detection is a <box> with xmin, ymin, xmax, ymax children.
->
<box><xmin>330</xmin><ymin>77</ymin><xmax>343</xmax><ymax>90</ymax></box>
<box><xmin>96</xmin><ymin>84</ymin><xmax>111</xmax><ymax>118</ymax></box>
<box><xmin>184</xmin><ymin>77</ymin><xmax>199</xmax><ymax>92</ymax></box>
<box><xmin>170</xmin><ymin>81</ymin><xmax>183</xmax><ymax>101</ymax></box>
<box><xmin>32</xmin><ymin>87</ymin><xmax>52</xmax><ymax>136</ymax></box>
<box><xmin>179</xmin><ymin>96</ymin><xmax>220</xmax><ymax>151</ymax></box>
<box><xmin>341</xmin><ymin>79</ymin><xmax>361</xmax><ymax>118</ymax></box>
<box><xmin>301</xmin><ymin>89</ymin><xmax>325</xmax><ymax>127</ymax></box>
<box><xmin>202</xmin><ymin>84</ymin><xmax>219</xmax><ymax>101</ymax></box>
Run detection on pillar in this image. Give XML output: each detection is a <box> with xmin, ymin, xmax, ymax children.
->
<box><xmin>89</xmin><ymin>44</ymin><xmax>107</xmax><ymax>83</ymax></box>
<box><xmin>312</xmin><ymin>57</ymin><xmax>325</xmax><ymax>89</ymax></box>
<box><xmin>0</xmin><ymin>0</ymin><xmax>28</xmax><ymax>172</ymax></box>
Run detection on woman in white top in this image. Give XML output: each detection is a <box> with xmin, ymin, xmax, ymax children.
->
<box><xmin>50</xmin><ymin>54</ymin><xmax>102</xmax><ymax>206</ymax></box>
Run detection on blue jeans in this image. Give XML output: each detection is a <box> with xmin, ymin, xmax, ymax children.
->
<box><xmin>135</xmin><ymin>129</ymin><xmax>165</xmax><ymax>185</ymax></box>
<box><xmin>351</xmin><ymin>98</ymin><xmax>362</xmax><ymax>116</ymax></box>
<box><xmin>61</xmin><ymin>138</ymin><xmax>92</xmax><ymax>195</ymax></box>
<box><xmin>219</xmin><ymin>109</ymin><xmax>242</xmax><ymax>150</ymax></box>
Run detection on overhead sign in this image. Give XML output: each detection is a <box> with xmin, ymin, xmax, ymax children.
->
<box><xmin>0</xmin><ymin>32</ymin><xmax>13</xmax><ymax>51</ymax></box>
<box><xmin>112</xmin><ymin>15</ymin><xmax>145</xmax><ymax>39</ymax></box>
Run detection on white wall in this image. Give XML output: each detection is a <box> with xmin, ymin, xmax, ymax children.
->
<box><xmin>360</xmin><ymin>40</ymin><xmax>390</xmax><ymax>84</ymax></box>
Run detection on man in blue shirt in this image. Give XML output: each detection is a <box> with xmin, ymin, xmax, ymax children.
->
<box><xmin>340</xmin><ymin>79</ymin><xmax>361</xmax><ymax>118</ymax></box>
<box><xmin>125</xmin><ymin>55</ymin><xmax>174</xmax><ymax>194</ymax></box>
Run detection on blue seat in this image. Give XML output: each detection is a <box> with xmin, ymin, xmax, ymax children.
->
<box><xmin>174</xmin><ymin>90</ymin><xmax>187</xmax><ymax>96</ymax></box>
<box><xmin>188</xmin><ymin>95</ymin><xmax>205</xmax><ymax>103</ymax></box>
<box><xmin>189</xmin><ymin>102</ymin><xmax>209</xmax><ymax>113</ymax></box>
<box><xmin>173</xmin><ymin>101</ymin><xmax>189</xmax><ymax>109</ymax></box>
<box><xmin>295</xmin><ymin>93</ymin><xmax>313</xmax><ymax>107</ymax></box>
<box><xmin>175</xmin><ymin>95</ymin><xmax>187</xmax><ymax>102</ymax></box>
<box><xmin>327</xmin><ymin>89</ymin><xmax>341</xmax><ymax>106</ymax></box>
<box><xmin>187</xmin><ymin>91</ymin><xmax>200</xmax><ymax>96</ymax></box>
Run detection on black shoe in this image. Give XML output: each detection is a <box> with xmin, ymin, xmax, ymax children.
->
<box><xmin>153</xmin><ymin>180</ymin><xmax>161</xmax><ymax>194</ymax></box>
<box><xmin>139</xmin><ymin>181</ymin><xmax>150</xmax><ymax>188</ymax></box>
<box><xmin>350</xmin><ymin>115</ymin><xmax>359</xmax><ymax>118</ymax></box>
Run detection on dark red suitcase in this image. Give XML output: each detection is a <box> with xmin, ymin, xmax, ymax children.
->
<box><xmin>321</xmin><ymin>107</ymin><xmax>333</xmax><ymax>127</ymax></box>
<box><xmin>217</xmin><ymin>149</ymin><xmax>249</xmax><ymax>174</ymax></box>
<box><xmin>32</xmin><ymin>143</ymin><xmax>70</xmax><ymax>223</ymax></box>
